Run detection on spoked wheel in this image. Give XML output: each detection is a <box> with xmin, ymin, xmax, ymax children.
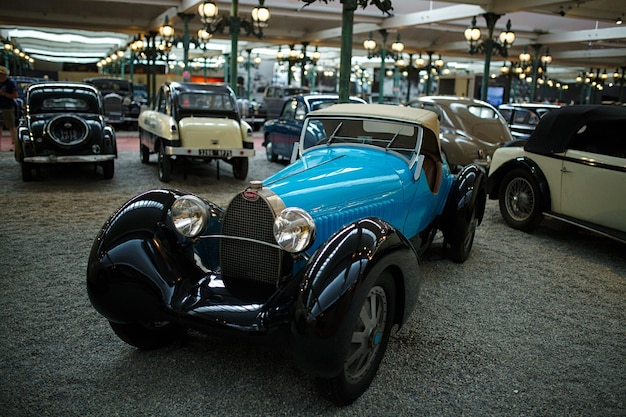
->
<box><xmin>499</xmin><ymin>168</ymin><xmax>543</xmax><ymax>231</ymax></box>
<box><xmin>158</xmin><ymin>143</ymin><xmax>172</xmax><ymax>182</ymax></box>
<box><xmin>109</xmin><ymin>321</ymin><xmax>183</xmax><ymax>351</ymax></box>
<box><xmin>322</xmin><ymin>270</ymin><xmax>396</xmax><ymax>406</ymax></box>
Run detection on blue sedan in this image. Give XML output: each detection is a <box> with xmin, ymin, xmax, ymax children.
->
<box><xmin>262</xmin><ymin>94</ymin><xmax>366</xmax><ymax>162</ymax></box>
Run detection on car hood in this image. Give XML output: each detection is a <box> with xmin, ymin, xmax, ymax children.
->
<box><xmin>262</xmin><ymin>146</ymin><xmax>412</xmax><ymax>242</ymax></box>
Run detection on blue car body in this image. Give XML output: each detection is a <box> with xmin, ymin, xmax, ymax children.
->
<box><xmin>87</xmin><ymin>103</ymin><xmax>486</xmax><ymax>406</ymax></box>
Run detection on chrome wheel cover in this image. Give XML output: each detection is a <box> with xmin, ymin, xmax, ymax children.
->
<box><xmin>344</xmin><ymin>285</ymin><xmax>388</xmax><ymax>383</ymax></box>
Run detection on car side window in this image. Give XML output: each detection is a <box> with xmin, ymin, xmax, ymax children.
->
<box><xmin>499</xmin><ymin>109</ymin><xmax>512</xmax><ymax>122</ymax></box>
<box><xmin>295</xmin><ymin>102</ymin><xmax>307</xmax><ymax>120</ymax></box>
<box><xmin>157</xmin><ymin>89</ymin><xmax>167</xmax><ymax>114</ymax></box>
<box><xmin>568</xmin><ymin>120</ymin><xmax>626</xmax><ymax>158</ymax></box>
<box><xmin>281</xmin><ymin>100</ymin><xmax>296</xmax><ymax>119</ymax></box>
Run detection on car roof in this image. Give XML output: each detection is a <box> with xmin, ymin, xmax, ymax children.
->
<box><xmin>525</xmin><ymin>105</ymin><xmax>626</xmax><ymax>154</ymax></box>
<box><xmin>499</xmin><ymin>103</ymin><xmax>561</xmax><ymax>110</ymax></box>
<box><xmin>27</xmin><ymin>81</ymin><xmax>99</xmax><ymax>92</ymax></box>
<box><xmin>167</xmin><ymin>82</ymin><xmax>233</xmax><ymax>94</ymax></box>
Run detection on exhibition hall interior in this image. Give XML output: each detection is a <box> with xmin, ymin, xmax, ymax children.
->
<box><xmin>1</xmin><ymin>0</ymin><xmax>626</xmax><ymax>105</ymax></box>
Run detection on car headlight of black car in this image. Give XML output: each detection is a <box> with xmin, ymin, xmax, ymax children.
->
<box><xmin>170</xmin><ymin>195</ymin><xmax>208</xmax><ymax>238</ymax></box>
<box><xmin>273</xmin><ymin>207</ymin><xmax>316</xmax><ymax>253</ymax></box>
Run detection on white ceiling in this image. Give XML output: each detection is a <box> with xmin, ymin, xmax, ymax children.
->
<box><xmin>1</xmin><ymin>0</ymin><xmax>625</xmax><ymax>82</ymax></box>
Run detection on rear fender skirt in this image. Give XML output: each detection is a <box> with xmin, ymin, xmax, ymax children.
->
<box><xmin>290</xmin><ymin>218</ymin><xmax>420</xmax><ymax>377</ymax></box>
<box><xmin>486</xmin><ymin>157</ymin><xmax>551</xmax><ymax>211</ymax></box>
<box><xmin>443</xmin><ymin>164</ymin><xmax>487</xmax><ymax>228</ymax></box>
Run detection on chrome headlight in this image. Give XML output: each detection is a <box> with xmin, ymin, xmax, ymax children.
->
<box><xmin>273</xmin><ymin>208</ymin><xmax>316</xmax><ymax>253</ymax></box>
<box><xmin>170</xmin><ymin>195</ymin><xmax>208</xmax><ymax>238</ymax></box>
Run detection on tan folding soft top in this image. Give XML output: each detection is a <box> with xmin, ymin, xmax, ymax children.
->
<box><xmin>307</xmin><ymin>103</ymin><xmax>442</xmax><ymax>158</ymax></box>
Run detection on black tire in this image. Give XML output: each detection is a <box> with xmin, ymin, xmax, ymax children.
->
<box><xmin>498</xmin><ymin>168</ymin><xmax>544</xmax><ymax>231</ymax></box>
<box><xmin>446</xmin><ymin>204</ymin><xmax>478</xmax><ymax>263</ymax></box>
<box><xmin>231</xmin><ymin>157</ymin><xmax>249</xmax><ymax>180</ymax></box>
<box><xmin>21</xmin><ymin>162</ymin><xmax>33</xmax><ymax>182</ymax></box>
<box><xmin>158</xmin><ymin>143</ymin><xmax>172</xmax><ymax>182</ymax></box>
<box><xmin>102</xmin><ymin>160</ymin><xmax>114</xmax><ymax>179</ymax></box>
<box><xmin>265</xmin><ymin>140</ymin><xmax>278</xmax><ymax>162</ymax></box>
<box><xmin>109</xmin><ymin>321</ymin><xmax>182</xmax><ymax>350</ymax></box>
<box><xmin>140</xmin><ymin>144</ymin><xmax>150</xmax><ymax>164</ymax></box>
<box><xmin>322</xmin><ymin>270</ymin><xmax>396</xmax><ymax>406</ymax></box>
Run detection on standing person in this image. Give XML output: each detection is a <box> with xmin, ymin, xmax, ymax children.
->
<box><xmin>0</xmin><ymin>65</ymin><xmax>18</xmax><ymax>153</ymax></box>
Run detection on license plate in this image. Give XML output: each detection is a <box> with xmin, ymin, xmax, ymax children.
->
<box><xmin>198</xmin><ymin>149</ymin><xmax>232</xmax><ymax>158</ymax></box>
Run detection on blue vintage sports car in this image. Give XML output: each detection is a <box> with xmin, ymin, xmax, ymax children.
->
<box><xmin>262</xmin><ymin>94</ymin><xmax>366</xmax><ymax>162</ymax></box>
<box><xmin>87</xmin><ymin>104</ymin><xmax>486</xmax><ymax>406</ymax></box>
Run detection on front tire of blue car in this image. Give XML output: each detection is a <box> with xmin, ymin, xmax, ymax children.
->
<box><xmin>109</xmin><ymin>321</ymin><xmax>182</xmax><ymax>350</ymax></box>
<box><xmin>323</xmin><ymin>270</ymin><xmax>396</xmax><ymax>406</ymax></box>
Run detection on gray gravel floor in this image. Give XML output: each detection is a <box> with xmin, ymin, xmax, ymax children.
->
<box><xmin>0</xmin><ymin>134</ymin><xmax>624</xmax><ymax>416</ymax></box>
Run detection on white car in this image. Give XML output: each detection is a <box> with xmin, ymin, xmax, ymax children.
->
<box><xmin>138</xmin><ymin>82</ymin><xmax>254</xmax><ymax>182</ymax></box>
<box><xmin>486</xmin><ymin>105</ymin><xmax>626</xmax><ymax>243</ymax></box>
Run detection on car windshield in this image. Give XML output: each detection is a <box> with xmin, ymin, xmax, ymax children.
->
<box><xmin>303</xmin><ymin>116</ymin><xmax>422</xmax><ymax>157</ymax></box>
<box><xmin>178</xmin><ymin>92</ymin><xmax>236</xmax><ymax>111</ymax></box>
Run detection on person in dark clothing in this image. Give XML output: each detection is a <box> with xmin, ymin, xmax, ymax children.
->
<box><xmin>0</xmin><ymin>65</ymin><xmax>18</xmax><ymax>152</ymax></box>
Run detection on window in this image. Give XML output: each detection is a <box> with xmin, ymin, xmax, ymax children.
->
<box><xmin>568</xmin><ymin>120</ymin><xmax>626</xmax><ymax>158</ymax></box>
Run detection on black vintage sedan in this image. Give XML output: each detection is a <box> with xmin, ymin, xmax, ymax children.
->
<box><xmin>16</xmin><ymin>82</ymin><xmax>117</xmax><ymax>181</ymax></box>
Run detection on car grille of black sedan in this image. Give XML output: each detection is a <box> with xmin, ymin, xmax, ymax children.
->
<box><xmin>220</xmin><ymin>193</ymin><xmax>286</xmax><ymax>287</ymax></box>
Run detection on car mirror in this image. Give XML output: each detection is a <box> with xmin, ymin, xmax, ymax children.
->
<box><xmin>411</xmin><ymin>154</ymin><xmax>425</xmax><ymax>181</ymax></box>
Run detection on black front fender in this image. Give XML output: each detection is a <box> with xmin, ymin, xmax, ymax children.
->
<box><xmin>443</xmin><ymin>164</ymin><xmax>487</xmax><ymax>228</ymax></box>
<box><xmin>87</xmin><ymin>189</ymin><xmax>223</xmax><ymax>324</ymax></box>
<box><xmin>290</xmin><ymin>218</ymin><xmax>420</xmax><ymax>377</ymax></box>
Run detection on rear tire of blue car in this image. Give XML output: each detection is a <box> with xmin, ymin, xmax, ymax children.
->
<box><xmin>109</xmin><ymin>321</ymin><xmax>182</xmax><ymax>350</ymax></box>
<box><xmin>158</xmin><ymin>143</ymin><xmax>172</xmax><ymax>182</ymax></box>
<box><xmin>446</xmin><ymin>204</ymin><xmax>478</xmax><ymax>263</ymax></box>
<box><xmin>322</xmin><ymin>270</ymin><xmax>396</xmax><ymax>406</ymax></box>
<box><xmin>499</xmin><ymin>168</ymin><xmax>544</xmax><ymax>232</ymax></box>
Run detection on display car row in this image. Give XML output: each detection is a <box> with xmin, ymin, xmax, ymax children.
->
<box><xmin>87</xmin><ymin>104</ymin><xmax>487</xmax><ymax>406</ymax></box>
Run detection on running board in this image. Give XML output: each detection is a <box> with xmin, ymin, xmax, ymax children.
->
<box><xmin>543</xmin><ymin>212</ymin><xmax>626</xmax><ymax>244</ymax></box>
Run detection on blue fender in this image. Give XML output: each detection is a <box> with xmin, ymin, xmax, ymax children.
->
<box><xmin>290</xmin><ymin>217</ymin><xmax>420</xmax><ymax>377</ymax></box>
<box><xmin>486</xmin><ymin>157</ymin><xmax>551</xmax><ymax>212</ymax></box>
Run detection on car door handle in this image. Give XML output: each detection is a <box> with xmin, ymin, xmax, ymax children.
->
<box><xmin>561</xmin><ymin>166</ymin><xmax>571</xmax><ymax>173</ymax></box>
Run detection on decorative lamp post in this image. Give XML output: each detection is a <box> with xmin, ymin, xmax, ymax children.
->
<box><xmin>364</xmin><ymin>30</ymin><xmax>404</xmax><ymax>103</ymax></box>
<box><xmin>464</xmin><ymin>13</ymin><xmax>515</xmax><ymax>101</ymax></box>
<box><xmin>198</xmin><ymin>0</ymin><xmax>270</xmax><ymax>91</ymax></box>
<box><xmin>239</xmin><ymin>48</ymin><xmax>261</xmax><ymax>99</ymax></box>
